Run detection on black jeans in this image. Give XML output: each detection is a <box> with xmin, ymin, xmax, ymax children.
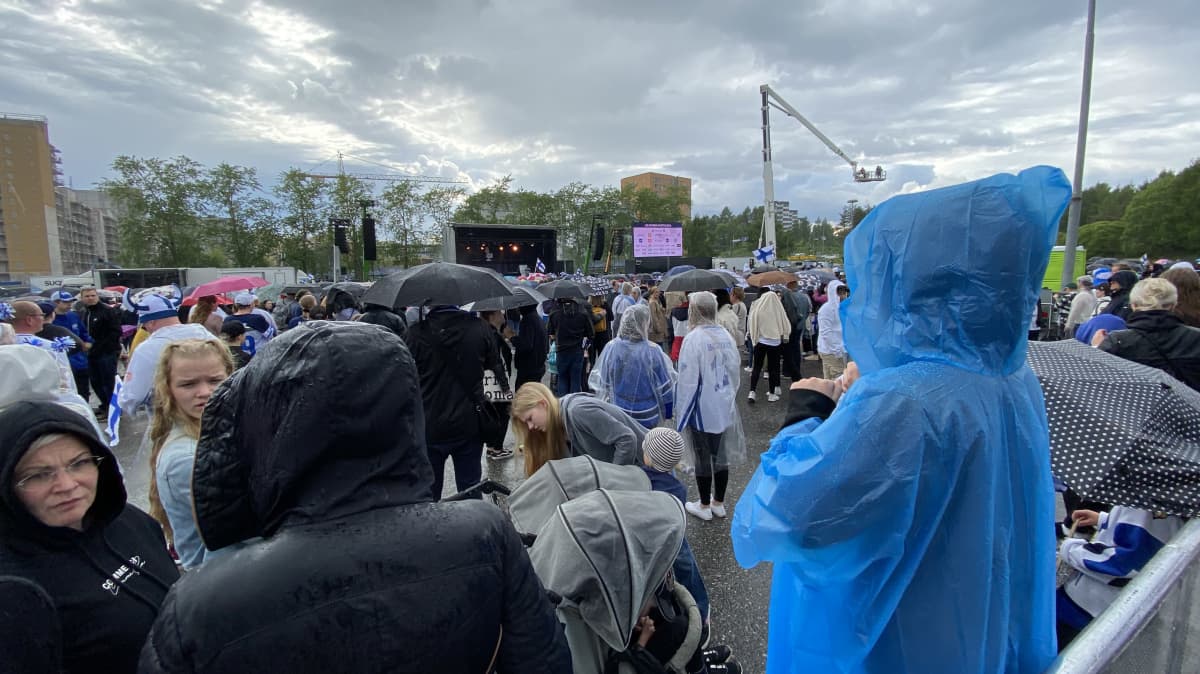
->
<box><xmin>515</xmin><ymin>368</ymin><xmax>545</xmax><ymax>391</ymax></box>
<box><xmin>427</xmin><ymin>438</ymin><xmax>483</xmax><ymax>501</ymax></box>
<box><xmin>750</xmin><ymin>343</ymin><xmax>782</xmax><ymax>394</ymax></box>
<box><xmin>72</xmin><ymin>368</ymin><xmax>90</xmax><ymax>400</ymax></box>
<box><xmin>88</xmin><ymin>351</ymin><xmax>119</xmax><ymax>410</ymax></box>
<box><xmin>783</xmin><ymin>333</ymin><xmax>803</xmax><ymax>379</ymax></box>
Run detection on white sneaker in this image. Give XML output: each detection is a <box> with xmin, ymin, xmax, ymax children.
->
<box><xmin>744</xmin><ymin>365</ymin><xmax>752</xmax><ymax>373</ymax></box>
<box><xmin>686</xmin><ymin>501</ymin><xmax>713</xmax><ymax>521</ymax></box>
<box><xmin>767</xmin><ymin>392</ymin><xmax>780</xmax><ymax>402</ymax></box>
<box><xmin>710</xmin><ymin>502</ymin><xmax>727</xmax><ymax>518</ymax></box>
<box><xmin>747</xmin><ymin>391</ymin><xmax>756</xmax><ymax>404</ymax></box>
<box><xmin>772</xmin><ymin>387</ymin><xmax>782</xmax><ymax>396</ymax></box>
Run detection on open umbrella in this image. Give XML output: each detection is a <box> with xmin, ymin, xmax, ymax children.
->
<box><xmin>184</xmin><ymin>276</ymin><xmax>269</xmax><ymax>305</ymax></box>
<box><xmin>665</xmin><ymin>264</ymin><xmax>697</xmax><ymax>277</ymax></box>
<box><xmin>796</xmin><ymin>269</ymin><xmax>837</xmax><ymax>291</ymax></box>
<box><xmin>363</xmin><ymin>262</ymin><xmax>514</xmax><ymax>310</ymax></box>
<box><xmin>747</xmin><ymin>270</ymin><xmax>796</xmax><ymax>287</ymax></box>
<box><xmin>1027</xmin><ymin>339</ymin><xmax>1200</xmax><ymax>517</ymax></box>
<box><xmin>657</xmin><ymin>269</ymin><xmax>731</xmax><ymax>293</ymax></box>
<box><xmin>463</xmin><ymin>286</ymin><xmax>549</xmax><ymax>312</ymax></box>
<box><xmin>537</xmin><ymin>279</ymin><xmax>589</xmax><ymax>301</ymax></box>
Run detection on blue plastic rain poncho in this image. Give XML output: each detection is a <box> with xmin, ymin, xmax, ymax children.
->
<box><xmin>732</xmin><ymin>166</ymin><xmax>1071</xmax><ymax>673</ymax></box>
<box><xmin>589</xmin><ymin>303</ymin><xmax>677</xmax><ymax>428</ymax></box>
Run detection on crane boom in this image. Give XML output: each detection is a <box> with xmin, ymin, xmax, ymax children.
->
<box><xmin>304</xmin><ymin>172</ymin><xmax>466</xmax><ymax>184</ymax></box>
<box><xmin>758</xmin><ymin>84</ymin><xmax>885</xmax><ymax>256</ymax></box>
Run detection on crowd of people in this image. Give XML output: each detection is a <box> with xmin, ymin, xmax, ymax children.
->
<box><xmin>2</xmin><ymin>166</ymin><xmax>1200</xmax><ymax>673</ymax></box>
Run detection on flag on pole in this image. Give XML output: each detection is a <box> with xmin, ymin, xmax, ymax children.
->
<box><xmin>535</xmin><ymin>258</ymin><xmax>546</xmax><ymax>273</ymax></box>
<box><xmin>106</xmin><ymin>376</ymin><xmax>123</xmax><ymax>447</ymax></box>
<box><xmin>754</xmin><ymin>244</ymin><xmax>776</xmax><ymax>264</ymax></box>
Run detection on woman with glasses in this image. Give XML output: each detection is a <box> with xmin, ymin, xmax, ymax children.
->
<box><xmin>0</xmin><ymin>400</ymin><xmax>179</xmax><ymax>674</ymax></box>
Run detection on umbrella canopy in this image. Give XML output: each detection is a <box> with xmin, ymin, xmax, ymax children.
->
<box><xmin>463</xmin><ymin>286</ymin><xmax>549</xmax><ymax>312</ymax></box>
<box><xmin>795</xmin><ymin>269</ymin><xmax>838</xmax><ymax>291</ymax></box>
<box><xmin>363</xmin><ymin>262</ymin><xmax>514</xmax><ymax>310</ymax></box>
<box><xmin>528</xmin><ymin>489</ymin><xmax>685</xmax><ymax>652</ymax></box>
<box><xmin>537</xmin><ymin>279</ymin><xmax>589</xmax><ymax>301</ymax></box>
<box><xmin>657</xmin><ymin>269</ymin><xmax>732</xmax><ymax>293</ymax></box>
<box><xmin>508</xmin><ymin>455</ymin><xmax>650</xmax><ymax>535</ymax></box>
<box><xmin>747</xmin><ymin>270</ymin><xmax>796</xmax><ymax>287</ymax></box>
<box><xmin>184</xmin><ymin>276</ymin><xmax>269</xmax><ymax>304</ymax></box>
<box><xmin>1027</xmin><ymin>339</ymin><xmax>1200</xmax><ymax>517</ymax></box>
<box><xmin>665</xmin><ymin>264</ymin><xmax>697</xmax><ymax>277</ymax></box>
<box><xmin>750</xmin><ymin>264</ymin><xmax>780</xmax><ymax>274</ymax></box>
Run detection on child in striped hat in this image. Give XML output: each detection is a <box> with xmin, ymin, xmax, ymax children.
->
<box><xmin>641</xmin><ymin>427</ymin><xmax>686</xmax><ymax>503</ymax></box>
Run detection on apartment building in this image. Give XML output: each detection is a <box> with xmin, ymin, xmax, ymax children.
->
<box><xmin>620</xmin><ymin>172</ymin><xmax>693</xmax><ymax>220</ymax></box>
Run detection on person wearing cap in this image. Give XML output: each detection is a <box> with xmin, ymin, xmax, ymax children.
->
<box><xmin>49</xmin><ymin>291</ymin><xmax>94</xmax><ymax>398</ymax></box>
<box><xmin>1101</xmin><ymin>269</ymin><xmax>1140</xmax><ymax>321</ymax></box>
<box><xmin>640</xmin><ymin>426</ymin><xmax>712</xmax><ymax>623</ymax></box>
<box><xmin>218</xmin><ymin>320</ymin><xmax>253</xmax><ymax>369</ymax></box>
<box><xmin>36</xmin><ymin>301</ymin><xmax>85</xmax><ymax>367</ymax></box>
<box><xmin>118</xmin><ymin>290</ymin><xmax>216</xmax><ymax>414</ymax></box>
<box><xmin>222</xmin><ymin>293</ymin><xmax>273</xmax><ymax>356</ymax></box>
<box><xmin>1064</xmin><ymin>276</ymin><xmax>1097</xmax><ymax>339</ymax></box>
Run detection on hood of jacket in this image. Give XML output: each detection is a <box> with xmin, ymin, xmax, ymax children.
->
<box><xmin>193</xmin><ymin>321</ymin><xmax>434</xmax><ymax>550</ymax></box>
<box><xmin>841</xmin><ymin>166</ymin><xmax>1070</xmax><ymax>376</ymax></box>
<box><xmin>750</xmin><ymin>289</ymin><xmax>785</xmax><ymax>319</ymax></box>
<box><xmin>0</xmin><ymin>400</ymin><xmax>126</xmax><ymax>546</ymax></box>
<box><xmin>820</xmin><ymin>280</ymin><xmax>844</xmax><ymax>315</ymax></box>
<box><xmin>1108</xmin><ymin>270</ymin><xmax>1139</xmax><ymax>297</ymax></box>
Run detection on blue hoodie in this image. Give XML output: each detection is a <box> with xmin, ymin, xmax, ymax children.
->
<box><xmin>732</xmin><ymin>166</ymin><xmax>1070</xmax><ymax>673</ymax></box>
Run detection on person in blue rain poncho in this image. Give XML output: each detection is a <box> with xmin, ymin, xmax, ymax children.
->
<box><xmin>588</xmin><ymin>303</ymin><xmax>677</xmax><ymax>429</ymax></box>
<box><xmin>732</xmin><ymin>166</ymin><xmax>1071</xmax><ymax>673</ymax></box>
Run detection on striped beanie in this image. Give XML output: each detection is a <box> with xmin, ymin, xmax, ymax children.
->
<box><xmin>643</xmin><ymin>427</ymin><xmax>684</xmax><ymax>472</ymax></box>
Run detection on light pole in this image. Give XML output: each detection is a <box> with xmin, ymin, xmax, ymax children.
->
<box><xmin>1062</xmin><ymin>0</ymin><xmax>1096</xmax><ymax>289</ymax></box>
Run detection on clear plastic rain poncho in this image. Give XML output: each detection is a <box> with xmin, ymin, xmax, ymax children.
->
<box><xmin>675</xmin><ymin>292</ymin><xmax>745</xmax><ymax>472</ymax></box>
<box><xmin>732</xmin><ymin>167</ymin><xmax>1071</xmax><ymax>673</ymax></box>
<box><xmin>589</xmin><ymin>303</ymin><xmax>677</xmax><ymax>429</ymax></box>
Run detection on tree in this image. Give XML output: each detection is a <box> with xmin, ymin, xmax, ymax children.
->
<box><xmin>453</xmin><ymin>176</ymin><xmax>514</xmax><ymax>223</ymax></box>
<box><xmin>101</xmin><ymin>155</ymin><xmax>214</xmax><ymax>267</ymax></box>
<box><xmin>273</xmin><ymin>169</ymin><xmax>329</xmax><ymax>277</ymax></box>
<box><xmin>1078</xmin><ymin>220</ymin><xmax>1128</xmax><ymax>257</ymax></box>
<box><xmin>379</xmin><ymin>181</ymin><xmax>425</xmax><ymax>268</ymax></box>
<box><xmin>202</xmin><ymin>163</ymin><xmax>278</xmax><ymax>267</ymax></box>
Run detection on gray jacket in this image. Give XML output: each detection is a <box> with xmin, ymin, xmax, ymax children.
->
<box><xmin>559</xmin><ymin>394</ymin><xmax>647</xmax><ymax>466</ymax></box>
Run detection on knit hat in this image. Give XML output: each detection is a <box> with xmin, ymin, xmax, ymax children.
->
<box><xmin>643</xmin><ymin>427</ymin><xmax>684</xmax><ymax>473</ymax></box>
<box><xmin>124</xmin><ymin>286</ymin><xmax>182</xmax><ymax>324</ymax></box>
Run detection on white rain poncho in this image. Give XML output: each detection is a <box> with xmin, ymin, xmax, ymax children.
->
<box><xmin>0</xmin><ymin>345</ymin><xmax>103</xmax><ymax>436</ymax></box>
<box><xmin>674</xmin><ymin>293</ymin><xmax>746</xmax><ymax>473</ymax></box>
<box><xmin>588</xmin><ymin>303</ymin><xmax>677</xmax><ymax>429</ymax></box>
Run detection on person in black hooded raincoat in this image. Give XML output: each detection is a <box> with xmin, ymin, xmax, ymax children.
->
<box><xmin>0</xmin><ymin>400</ymin><xmax>179</xmax><ymax>674</ymax></box>
<box><xmin>138</xmin><ymin>321</ymin><xmax>572</xmax><ymax>674</ymax></box>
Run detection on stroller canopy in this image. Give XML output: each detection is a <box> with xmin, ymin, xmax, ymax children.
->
<box><xmin>529</xmin><ymin>489</ymin><xmax>685</xmax><ymax>653</ymax></box>
<box><xmin>508</xmin><ymin>455</ymin><xmax>650</xmax><ymax>535</ymax></box>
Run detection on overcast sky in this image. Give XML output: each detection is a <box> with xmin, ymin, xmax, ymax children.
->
<box><xmin>3</xmin><ymin>0</ymin><xmax>1197</xmax><ymax>220</ymax></box>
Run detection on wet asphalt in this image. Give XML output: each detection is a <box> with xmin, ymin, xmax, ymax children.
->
<box><xmin>112</xmin><ymin>353</ymin><xmax>1065</xmax><ymax>674</ymax></box>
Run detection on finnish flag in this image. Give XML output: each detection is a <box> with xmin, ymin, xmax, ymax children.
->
<box><xmin>106</xmin><ymin>376</ymin><xmax>123</xmax><ymax>447</ymax></box>
<box><xmin>535</xmin><ymin>258</ymin><xmax>546</xmax><ymax>273</ymax></box>
<box><xmin>754</xmin><ymin>244</ymin><xmax>776</xmax><ymax>264</ymax></box>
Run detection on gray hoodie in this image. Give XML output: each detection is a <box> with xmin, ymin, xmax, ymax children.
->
<box><xmin>559</xmin><ymin>394</ymin><xmax>647</xmax><ymax>466</ymax></box>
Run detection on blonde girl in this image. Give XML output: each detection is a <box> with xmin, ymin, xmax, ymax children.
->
<box><xmin>147</xmin><ymin>339</ymin><xmax>233</xmax><ymax>569</ymax></box>
<box><xmin>511</xmin><ymin>382</ymin><xmax>568</xmax><ymax>477</ymax></box>
<box><xmin>511</xmin><ymin>381</ymin><xmax>647</xmax><ymax>477</ymax></box>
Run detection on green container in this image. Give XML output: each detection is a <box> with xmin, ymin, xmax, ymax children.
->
<box><xmin>1042</xmin><ymin>246</ymin><xmax>1087</xmax><ymax>290</ymax></box>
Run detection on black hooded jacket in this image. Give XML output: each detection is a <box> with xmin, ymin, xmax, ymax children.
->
<box><xmin>1102</xmin><ymin>270</ymin><xmax>1140</xmax><ymax>320</ymax></box>
<box><xmin>357</xmin><ymin>303</ymin><xmax>407</xmax><ymax>338</ymax></box>
<box><xmin>513</xmin><ymin>304</ymin><xmax>548</xmax><ymax>376</ymax></box>
<box><xmin>0</xmin><ymin>402</ymin><xmax>178</xmax><ymax>674</ymax></box>
<box><xmin>404</xmin><ymin>307</ymin><xmax>500</xmax><ymax>444</ymax></box>
<box><xmin>1099</xmin><ymin>310</ymin><xmax>1200</xmax><ymax>391</ymax></box>
<box><xmin>139</xmin><ymin>322</ymin><xmax>571</xmax><ymax>674</ymax></box>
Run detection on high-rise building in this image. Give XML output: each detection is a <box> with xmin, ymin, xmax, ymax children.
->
<box><xmin>0</xmin><ymin>113</ymin><xmax>63</xmax><ymax>281</ymax></box>
<box><xmin>54</xmin><ymin>187</ymin><xmax>122</xmax><ymax>274</ymax></box>
<box><xmin>773</xmin><ymin>200</ymin><xmax>800</xmax><ymax>229</ymax></box>
<box><xmin>620</xmin><ymin>172</ymin><xmax>692</xmax><ymax>220</ymax></box>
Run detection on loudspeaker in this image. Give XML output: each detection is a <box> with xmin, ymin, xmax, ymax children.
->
<box><xmin>613</xmin><ymin>230</ymin><xmax>625</xmax><ymax>256</ymax></box>
<box><xmin>592</xmin><ymin>226</ymin><xmax>606</xmax><ymax>260</ymax></box>
<box><xmin>333</xmin><ymin>219</ymin><xmax>350</xmax><ymax>254</ymax></box>
<box><xmin>362</xmin><ymin>217</ymin><xmax>377</xmax><ymax>261</ymax></box>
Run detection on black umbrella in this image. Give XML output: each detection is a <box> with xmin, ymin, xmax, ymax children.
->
<box><xmin>657</xmin><ymin>269</ymin><xmax>731</xmax><ymax>293</ymax></box>
<box><xmin>464</xmin><ymin>286</ymin><xmax>550</xmax><ymax>312</ymax></box>
<box><xmin>1027</xmin><ymin>339</ymin><xmax>1200</xmax><ymax>517</ymax></box>
<box><xmin>537</xmin><ymin>279</ymin><xmax>589</xmax><ymax>301</ymax></box>
<box><xmin>363</xmin><ymin>263</ymin><xmax>514</xmax><ymax>310</ymax></box>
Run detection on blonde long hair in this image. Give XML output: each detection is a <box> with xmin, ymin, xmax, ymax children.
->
<box><xmin>511</xmin><ymin>382</ymin><xmax>567</xmax><ymax>477</ymax></box>
<box><xmin>148</xmin><ymin>339</ymin><xmax>233</xmax><ymax>545</ymax></box>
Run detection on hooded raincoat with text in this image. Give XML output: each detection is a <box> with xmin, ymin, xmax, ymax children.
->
<box><xmin>732</xmin><ymin>166</ymin><xmax>1071</xmax><ymax>673</ymax></box>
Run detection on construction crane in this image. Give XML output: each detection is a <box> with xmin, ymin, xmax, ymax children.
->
<box><xmin>759</xmin><ymin>84</ymin><xmax>885</xmax><ymax>253</ymax></box>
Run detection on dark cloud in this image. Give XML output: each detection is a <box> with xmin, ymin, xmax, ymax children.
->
<box><xmin>0</xmin><ymin>0</ymin><xmax>1196</xmax><ymax>220</ymax></box>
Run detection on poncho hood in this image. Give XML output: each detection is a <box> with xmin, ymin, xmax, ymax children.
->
<box><xmin>841</xmin><ymin>166</ymin><xmax>1070</xmax><ymax>375</ymax></box>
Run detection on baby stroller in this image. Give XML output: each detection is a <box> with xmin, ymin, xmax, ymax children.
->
<box><xmin>509</xmin><ymin>457</ymin><xmax>738</xmax><ymax>673</ymax></box>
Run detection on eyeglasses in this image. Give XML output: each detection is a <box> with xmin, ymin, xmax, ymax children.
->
<box><xmin>14</xmin><ymin>455</ymin><xmax>104</xmax><ymax>491</ymax></box>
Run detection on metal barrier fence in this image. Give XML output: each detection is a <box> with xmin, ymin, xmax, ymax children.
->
<box><xmin>1046</xmin><ymin>518</ymin><xmax>1200</xmax><ymax>673</ymax></box>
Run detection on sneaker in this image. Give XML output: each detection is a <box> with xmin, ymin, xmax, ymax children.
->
<box><xmin>706</xmin><ymin>659</ymin><xmax>742</xmax><ymax>674</ymax></box>
<box><xmin>710</xmin><ymin>502</ymin><xmax>727</xmax><ymax>518</ymax></box>
<box><xmin>487</xmin><ymin>447</ymin><xmax>514</xmax><ymax>461</ymax></box>
<box><xmin>743</xmin><ymin>365</ymin><xmax>752</xmax><ymax>373</ymax></box>
<box><xmin>704</xmin><ymin>645</ymin><xmax>733</xmax><ymax>664</ymax></box>
<box><xmin>747</xmin><ymin>391</ymin><xmax>756</xmax><ymax>404</ymax></box>
<box><xmin>767</xmin><ymin>392</ymin><xmax>780</xmax><ymax>402</ymax></box>
<box><xmin>685</xmin><ymin>501</ymin><xmax>713</xmax><ymax>521</ymax></box>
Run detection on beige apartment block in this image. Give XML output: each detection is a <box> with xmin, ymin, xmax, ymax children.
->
<box><xmin>0</xmin><ymin>113</ymin><xmax>62</xmax><ymax>280</ymax></box>
<box><xmin>620</xmin><ymin>172</ymin><xmax>693</xmax><ymax>220</ymax></box>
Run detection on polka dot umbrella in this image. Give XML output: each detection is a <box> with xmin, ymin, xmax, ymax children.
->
<box><xmin>1026</xmin><ymin>339</ymin><xmax>1200</xmax><ymax>518</ymax></box>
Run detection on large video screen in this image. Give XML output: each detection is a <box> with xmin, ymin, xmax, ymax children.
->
<box><xmin>632</xmin><ymin>222</ymin><xmax>683</xmax><ymax>257</ymax></box>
